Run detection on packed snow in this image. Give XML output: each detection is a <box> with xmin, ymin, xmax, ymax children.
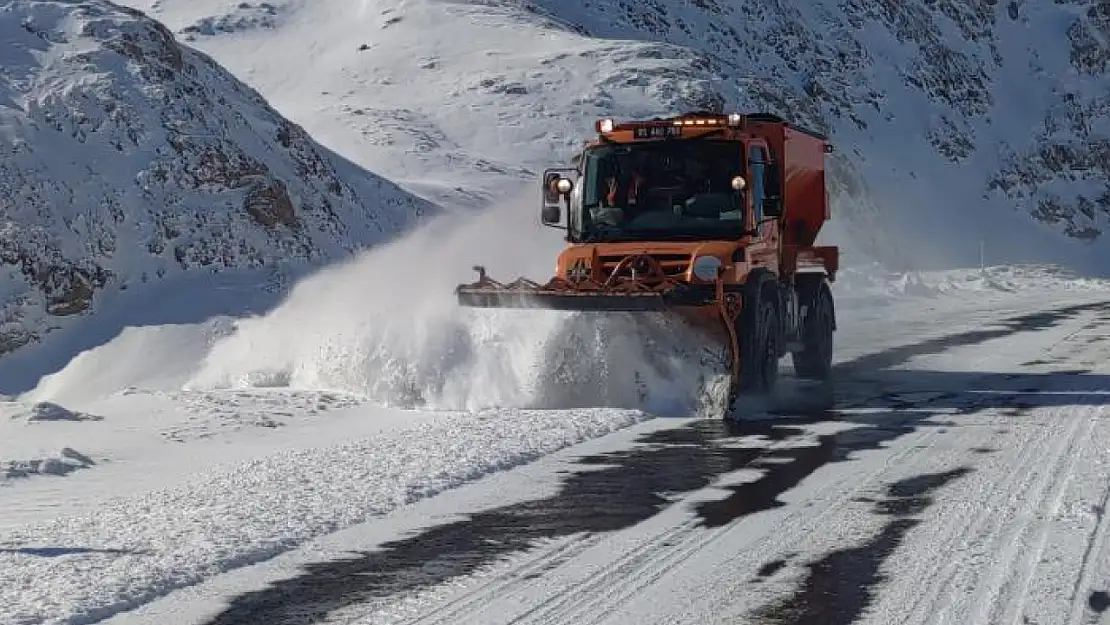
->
<box><xmin>0</xmin><ymin>398</ymin><xmax>648</xmax><ymax>624</ymax></box>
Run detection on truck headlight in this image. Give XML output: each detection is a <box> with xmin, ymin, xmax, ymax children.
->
<box><xmin>692</xmin><ymin>255</ymin><xmax>723</xmax><ymax>281</ymax></box>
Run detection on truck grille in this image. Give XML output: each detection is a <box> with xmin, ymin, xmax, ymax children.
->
<box><xmin>596</xmin><ymin>253</ymin><xmax>691</xmax><ymax>279</ymax></box>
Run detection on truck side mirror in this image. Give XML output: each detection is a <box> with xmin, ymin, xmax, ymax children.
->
<box><xmin>540</xmin><ymin>168</ymin><xmax>576</xmax><ymax>231</ymax></box>
<box><xmin>763</xmin><ymin>197</ymin><xmax>783</xmax><ymax>218</ymax></box>
<box><xmin>541</xmin><ymin>204</ymin><xmax>562</xmax><ymax>224</ymax></box>
<box><xmin>542</xmin><ymin>177</ymin><xmax>572</xmax><ymax>225</ymax></box>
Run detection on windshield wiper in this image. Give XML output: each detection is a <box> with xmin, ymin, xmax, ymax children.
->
<box><xmin>582</xmin><ymin>231</ymin><xmax>735</xmax><ymax>243</ymax></box>
<box><xmin>581</xmin><ymin>225</ymin><xmax>628</xmax><ymax>242</ymax></box>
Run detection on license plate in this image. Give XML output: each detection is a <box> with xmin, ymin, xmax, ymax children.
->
<box><xmin>633</xmin><ymin>125</ymin><xmax>682</xmax><ymax>139</ymax></box>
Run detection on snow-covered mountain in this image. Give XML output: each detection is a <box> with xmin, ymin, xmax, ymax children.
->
<box><xmin>0</xmin><ymin>0</ymin><xmax>437</xmax><ymax>360</ymax></box>
<box><xmin>530</xmin><ymin>0</ymin><xmax>1110</xmax><ymax>268</ymax></box>
<box><xmin>5</xmin><ymin>0</ymin><xmax>1108</xmax><ymax>379</ymax></box>
<box><xmin>120</xmin><ymin>0</ymin><xmax>1110</xmax><ymax>273</ymax></box>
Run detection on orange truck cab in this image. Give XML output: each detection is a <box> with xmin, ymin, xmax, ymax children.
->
<box><xmin>540</xmin><ymin>111</ymin><xmax>838</xmax><ymax>291</ymax></box>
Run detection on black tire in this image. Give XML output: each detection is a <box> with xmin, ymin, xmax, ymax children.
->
<box><xmin>736</xmin><ymin>284</ymin><xmax>780</xmax><ymax>395</ymax></box>
<box><xmin>792</xmin><ymin>279</ymin><xmax>834</xmax><ymax>380</ymax></box>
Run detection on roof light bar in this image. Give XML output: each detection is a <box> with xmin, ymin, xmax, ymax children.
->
<box><xmin>674</xmin><ymin>118</ymin><xmax>723</xmax><ymax>126</ymax></box>
<box><xmin>594</xmin><ymin>112</ymin><xmax>747</xmax><ymax>132</ymax></box>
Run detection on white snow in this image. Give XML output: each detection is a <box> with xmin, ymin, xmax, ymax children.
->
<box><xmin>183</xmin><ymin>194</ymin><xmax>734</xmax><ymax>416</ymax></box>
<box><xmin>0</xmin><ymin>397</ymin><xmax>647</xmax><ymax>625</ymax></box>
<box><xmin>4</xmin><ymin>0</ymin><xmax>1110</xmax><ymax>623</ymax></box>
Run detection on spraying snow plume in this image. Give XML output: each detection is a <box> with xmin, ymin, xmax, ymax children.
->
<box><xmin>187</xmin><ymin>187</ymin><xmax>731</xmax><ymax>415</ymax></box>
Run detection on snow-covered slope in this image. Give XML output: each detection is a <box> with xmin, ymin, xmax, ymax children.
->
<box><xmin>0</xmin><ymin>0</ymin><xmax>436</xmax><ymax>363</ymax></box>
<box><xmin>118</xmin><ymin>0</ymin><xmax>1110</xmax><ymax>273</ymax></box>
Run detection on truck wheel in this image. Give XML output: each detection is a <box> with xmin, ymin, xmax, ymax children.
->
<box><xmin>737</xmin><ymin>289</ymin><xmax>779</xmax><ymax>394</ymax></box>
<box><xmin>792</xmin><ymin>280</ymin><xmax>834</xmax><ymax>380</ymax></box>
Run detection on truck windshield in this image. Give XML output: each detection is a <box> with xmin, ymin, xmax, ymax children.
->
<box><xmin>577</xmin><ymin>139</ymin><xmax>745</xmax><ymax>242</ymax></box>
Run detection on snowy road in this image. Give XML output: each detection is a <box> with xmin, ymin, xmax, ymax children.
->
<box><xmin>77</xmin><ymin>283</ymin><xmax>1110</xmax><ymax>625</ymax></box>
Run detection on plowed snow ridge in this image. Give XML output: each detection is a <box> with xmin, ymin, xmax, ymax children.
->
<box><xmin>187</xmin><ymin>194</ymin><xmax>731</xmax><ymax>415</ymax></box>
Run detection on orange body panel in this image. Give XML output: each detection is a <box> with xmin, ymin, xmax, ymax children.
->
<box><xmin>776</xmin><ymin>124</ymin><xmax>830</xmax><ymax>248</ymax></box>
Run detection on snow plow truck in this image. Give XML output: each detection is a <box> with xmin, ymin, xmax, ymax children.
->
<box><xmin>455</xmin><ymin>111</ymin><xmax>839</xmax><ymax>415</ymax></box>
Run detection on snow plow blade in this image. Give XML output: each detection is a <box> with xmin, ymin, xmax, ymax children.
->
<box><xmin>455</xmin><ymin>266</ymin><xmax>724</xmax><ymax>312</ymax></box>
<box><xmin>457</xmin><ymin>288</ymin><xmax>668</xmax><ymax>311</ymax></box>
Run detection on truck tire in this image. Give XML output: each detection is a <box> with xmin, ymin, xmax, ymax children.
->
<box><xmin>737</xmin><ymin>283</ymin><xmax>779</xmax><ymax>394</ymax></box>
<box><xmin>792</xmin><ymin>278</ymin><xmax>834</xmax><ymax>380</ymax></box>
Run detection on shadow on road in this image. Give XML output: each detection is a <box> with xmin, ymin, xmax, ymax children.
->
<box><xmin>751</xmin><ymin>468</ymin><xmax>974</xmax><ymax>625</ymax></box>
<box><xmin>835</xmin><ymin>300</ymin><xmax>1110</xmax><ymax>374</ymax></box>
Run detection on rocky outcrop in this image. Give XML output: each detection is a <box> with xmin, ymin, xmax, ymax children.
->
<box><xmin>0</xmin><ymin>0</ymin><xmax>436</xmax><ymax>356</ymax></box>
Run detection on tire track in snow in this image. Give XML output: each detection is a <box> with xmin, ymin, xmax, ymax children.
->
<box><xmin>997</xmin><ymin>312</ymin><xmax>1110</xmax><ymax>625</ymax></box>
<box><xmin>987</xmin><ymin>414</ymin><xmax>1097</xmax><ymax>625</ymax></box>
<box><xmin>504</xmin><ymin>517</ymin><xmax>706</xmax><ymax>625</ymax></box>
<box><xmin>709</xmin><ymin>393</ymin><xmax>1005</xmax><ymax>624</ymax></box>
<box><xmin>750</xmin><ymin>467</ymin><xmax>976</xmax><ymax>625</ymax></box>
<box><xmin>689</xmin><ymin>416</ymin><xmax>966</xmax><ymax>621</ymax></box>
<box><xmin>742</xmin><ymin>301</ymin><xmax>1110</xmax><ymax>625</ymax></box>
<box><xmin>874</xmin><ymin>413</ymin><xmax>1058</xmax><ymax>625</ymax></box>
<box><xmin>783</xmin><ymin>303</ymin><xmax>1110</xmax><ymax>625</ymax></box>
<box><xmin>1066</xmin><ymin>472</ymin><xmax>1110</xmax><ymax>625</ymax></box>
<box><xmin>425</xmin><ymin>418</ymin><xmax>946</xmax><ymax>625</ymax></box>
<box><xmin>405</xmin><ymin>534</ymin><xmax>608</xmax><ymax>625</ymax></box>
<box><xmin>931</xmin><ymin>308</ymin><xmax>1110</xmax><ymax>625</ymax></box>
<box><xmin>917</xmin><ymin>407</ymin><xmax>1093</xmax><ymax>625</ymax></box>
